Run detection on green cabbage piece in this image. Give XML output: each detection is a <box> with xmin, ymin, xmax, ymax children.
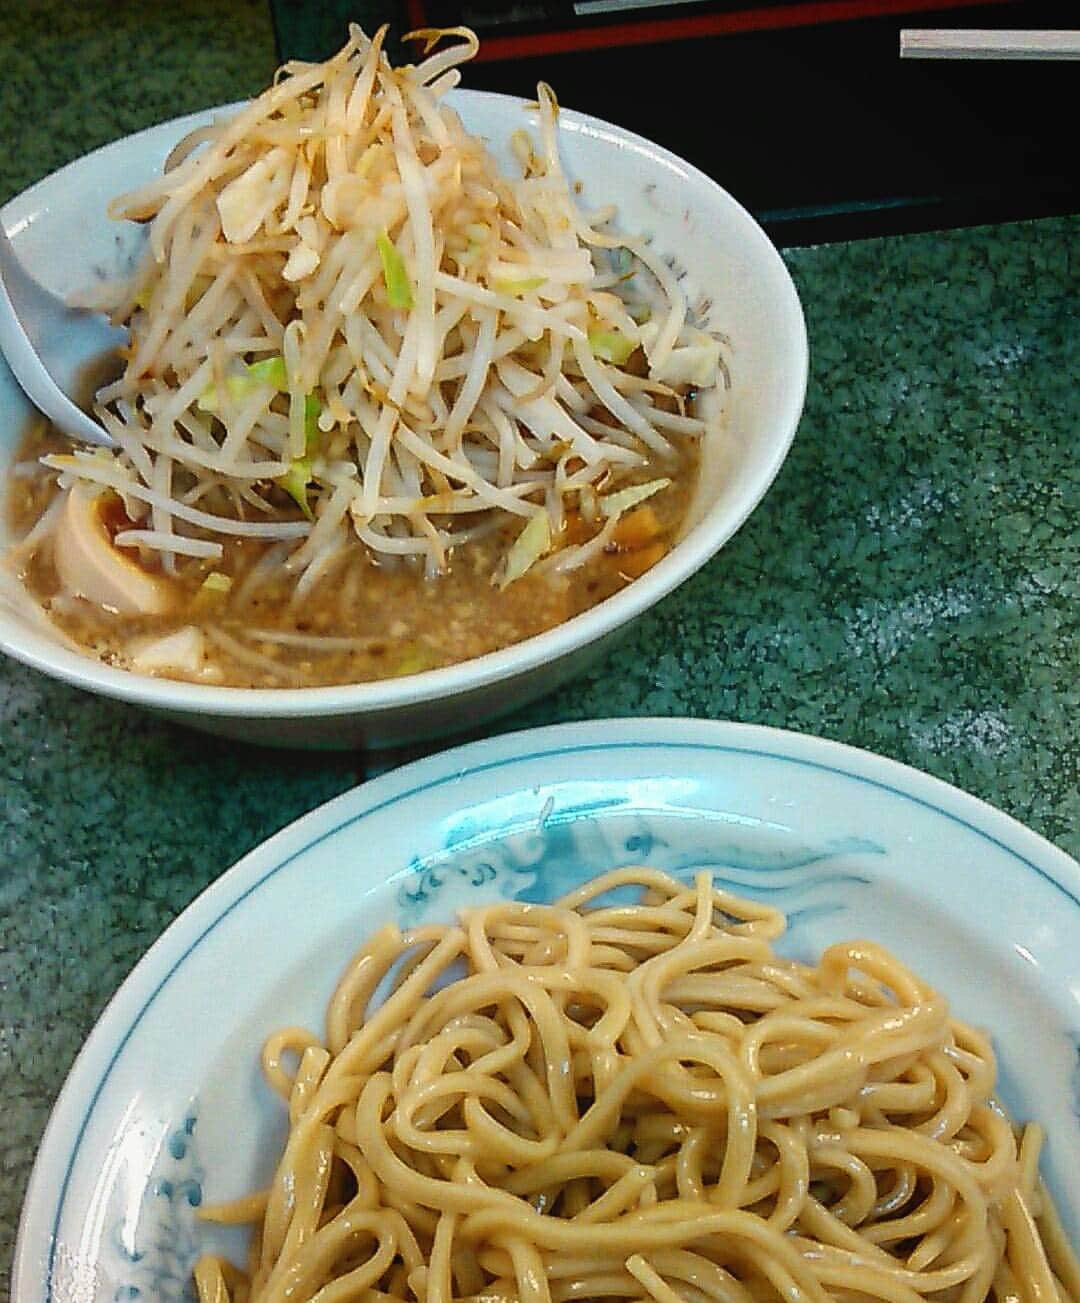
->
<box><xmin>499</xmin><ymin>510</ymin><xmax>551</xmax><ymax>589</ymax></box>
<box><xmin>277</xmin><ymin>457</ymin><xmax>315</xmax><ymax>521</ymax></box>
<box><xmin>492</xmin><ymin>276</ymin><xmax>546</xmax><ymax>296</ymax></box>
<box><xmin>390</xmin><ymin>644</ymin><xmax>439</xmax><ymax>677</ymax></box>
<box><xmin>197</xmin><ymin>355</ymin><xmax>288</xmax><ymax>413</ymax></box>
<box><xmin>599</xmin><ymin>477</ymin><xmax>671</xmax><ymax>518</ymax></box>
<box><xmin>304</xmin><ymin>393</ymin><xmax>321</xmax><ymax>452</ymax></box>
<box><xmin>377</xmin><ymin>230</ymin><xmax>414</xmax><ymax>309</ymax></box>
<box><xmin>588</xmin><ymin>328</ymin><xmax>636</xmax><ymax>367</ymax></box>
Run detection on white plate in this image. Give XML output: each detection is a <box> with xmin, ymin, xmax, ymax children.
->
<box><xmin>14</xmin><ymin>719</ymin><xmax>1080</xmax><ymax>1301</ymax></box>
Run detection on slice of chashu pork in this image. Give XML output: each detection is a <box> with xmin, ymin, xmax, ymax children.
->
<box><xmin>53</xmin><ymin>485</ymin><xmax>209</xmax><ymax>678</ymax></box>
<box><xmin>55</xmin><ymin>484</ymin><xmax>171</xmax><ymax>615</ymax></box>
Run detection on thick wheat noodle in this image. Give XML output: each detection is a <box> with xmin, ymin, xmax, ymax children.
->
<box><xmin>191</xmin><ymin>867</ymin><xmax>1078</xmax><ymax>1303</ymax></box>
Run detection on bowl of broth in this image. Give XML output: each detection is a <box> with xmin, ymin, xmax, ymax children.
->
<box><xmin>0</xmin><ymin>33</ymin><xmax>806</xmax><ymax>749</ymax></box>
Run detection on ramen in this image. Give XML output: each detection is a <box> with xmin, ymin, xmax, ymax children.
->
<box><xmin>192</xmin><ymin>867</ymin><xmax>1080</xmax><ymax>1303</ymax></box>
<box><xmin>2</xmin><ymin>25</ymin><xmax>724</xmax><ymax>687</ymax></box>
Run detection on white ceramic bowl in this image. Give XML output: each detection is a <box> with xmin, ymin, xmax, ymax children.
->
<box><xmin>0</xmin><ymin>93</ymin><xmax>807</xmax><ymax>749</ymax></box>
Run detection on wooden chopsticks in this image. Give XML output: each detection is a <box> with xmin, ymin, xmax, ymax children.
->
<box><xmin>900</xmin><ymin>29</ymin><xmax>1080</xmax><ymax>60</ymax></box>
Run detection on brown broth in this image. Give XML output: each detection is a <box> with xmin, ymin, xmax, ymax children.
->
<box><xmin>6</xmin><ymin>422</ymin><xmax>696</xmax><ymax>688</ymax></box>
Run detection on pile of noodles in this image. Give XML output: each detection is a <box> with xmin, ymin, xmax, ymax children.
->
<box><xmin>39</xmin><ymin>25</ymin><xmax>725</xmax><ymax>598</ymax></box>
<box><xmin>193</xmin><ymin>868</ymin><xmax>1079</xmax><ymax>1303</ymax></box>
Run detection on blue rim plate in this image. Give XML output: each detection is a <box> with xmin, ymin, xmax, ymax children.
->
<box><xmin>14</xmin><ymin>718</ymin><xmax>1080</xmax><ymax>1301</ymax></box>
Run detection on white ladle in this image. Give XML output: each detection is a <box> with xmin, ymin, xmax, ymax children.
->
<box><xmin>0</xmin><ymin>223</ymin><xmax>122</xmax><ymax>447</ymax></box>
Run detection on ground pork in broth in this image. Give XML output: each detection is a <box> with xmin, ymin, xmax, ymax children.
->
<box><xmin>8</xmin><ymin>421</ymin><xmax>697</xmax><ymax>688</ymax></box>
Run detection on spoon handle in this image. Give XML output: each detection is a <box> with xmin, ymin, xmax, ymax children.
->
<box><xmin>0</xmin><ymin>225</ymin><xmax>117</xmax><ymax>447</ymax></box>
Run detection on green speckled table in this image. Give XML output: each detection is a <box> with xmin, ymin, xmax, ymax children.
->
<box><xmin>0</xmin><ymin>3</ymin><xmax>1076</xmax><ymax>1297</ymax></box>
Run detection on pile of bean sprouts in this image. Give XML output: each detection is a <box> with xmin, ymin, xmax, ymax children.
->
<box><xmin>45</xmin><ymin>25</ymin><xmax>725</xmax><ymax>595</ymax></box>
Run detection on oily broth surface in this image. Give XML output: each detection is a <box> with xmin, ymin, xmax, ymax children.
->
<box><xmin>7</xmin><ymin>422</ymin><xmax>697</xmax><ymax>688</ymax></box>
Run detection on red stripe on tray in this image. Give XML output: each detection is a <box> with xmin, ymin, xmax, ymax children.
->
<box><xmin>463</xmin><ymin>0</ymin><xmax>1015</xmax><ymax>61</ymax></box>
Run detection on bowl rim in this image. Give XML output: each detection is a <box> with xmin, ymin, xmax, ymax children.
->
<box><xmin>0</xmin><ymin>90</ymin><xmax>808</xmax><ymax>718</ymax></box>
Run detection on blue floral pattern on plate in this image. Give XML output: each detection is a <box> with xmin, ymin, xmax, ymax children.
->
<box><xmin>108</xmin><ymin>1115</ymin><xmax>204</xmax><ymax>1303</ymax></box>
<box><xmin>396</xmin><ymin>795</ymin><xmax>884</xmax><ymax>940</ymax></box>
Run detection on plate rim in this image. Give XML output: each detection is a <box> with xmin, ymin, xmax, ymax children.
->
<box><xmin>13</xmin><ymin>717</ymin><xmax>1080</xmax><ymax>1302</ymax></box>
